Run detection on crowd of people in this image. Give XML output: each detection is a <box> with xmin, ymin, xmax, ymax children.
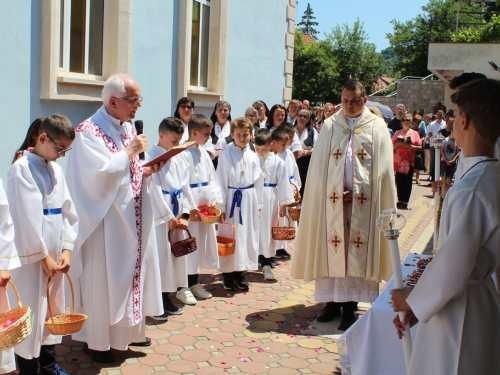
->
<box><xmin>0</xmin><ymin>72</ymin><xmax>499</xmax><ymax>375</ymax></box>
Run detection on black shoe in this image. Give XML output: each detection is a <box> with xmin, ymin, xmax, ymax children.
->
<box><xmin>271</xmin><ymin>257</ymin><xmax>279</xmax><ymax>266</ymax></box>
<box><xmin>82</xmin><ymin>343</ymin><xmax>114</xmax><ymax>363</ymax></box>
<box><xmin>233</xmin><ymin>272</ymin><xmax>250</xmax><ymax>291</ymax></box>
<box><xmin>276</xmin><ymin>249</ymin><xmax>291</xmax><ymax>259</ymax></box>
<box><xmin>129</xmin><ymin>337</ymin><xmax>151</xmax><ymax>347</ymax></box>
<box><xmin>222</xmin><ymin>273</ymin><xmax>236</xmax><ymax>291</ymax></box>
<box><xmin>316</xmin><ymin>302</ymin><xmax>341</xmax><ymax>323</ymax></box>
<box><xmin>338</xmin><ymin>315</ymin><xmax>358</xmax><ymax>331</ymax></box>
<box><xmin>258</xmin><ymin>255</ymin><xmax>265</xmax><ymax>268</ymax></box>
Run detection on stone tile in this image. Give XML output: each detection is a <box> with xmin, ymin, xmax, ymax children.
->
<box><xmin>181</xmin><ymin>326</ymin><xmax>210</xmax><ymax>337</ymax></box>
<box><xmin>237</xmin><ymin>361</ymin><xmax>272</xmax><ymax>374</ymax></box>
<box><xmin>120</xmin><ymin>364</ymin><xmax>154</xmax><ymax>375</ymax></box>
<box><xmin>165</xmin><ymin>359</ymin><xmax>199</xmax><ymax>373</ymax></box>
<box><xmin>309</xmin><ymin>362</ymin><xmax>339</xmax><ymax>374</ymax></box>
<box><xmin>205</xmin><ymin>309</ymin><xmax>231</xmax><ymax>319</ymax></box>
<box><xmin>317</xmin><ymin>352</ymin><xmax>340</xmax><ymax>364</ymax></box>
<box><xmin>258</xmin><ymin>342</ymin><xmax>290</xmax><ymax>354</ymax></box>
<box><xmin>248</xmin><ymin>351</ymin><xmax>281</xmax><ymax>363</ymax></box>
<box><xmin>221</xmin><ymin>345</ymin><xmax>253</xmax><ymax>358</ymax></box>
<box><xmin>208</xmin><ymin>355</ymin><xmax>240</xmax><ymax>368</ymax></box>
<box><xmin>167</xmin><ymin>334</ymin><xmax>197</xmax><ymax>346</ymax></box>
<box><xmin>278</xmin><ymin>356</ymin><xmax>311</xmax><ymax>369</ymax></box>
<box><xmin>153</xmin><ymin>343</ymin><xmax>184</xmax><ymax>356</ymax></box>
<box><xmin>218</xmin><ymin>322</ymin><xmax>246</xmax><ymax>334</ymax></box>
<box><xmin>269</xmin><ymin>368</ymin><xmax>301</xmax><ymax>375</ymax></box>
<box><xmin>138</xmin><ymin>353</ymin><xmax>168</xmax><ymax>366</ymax></box>
<box><xmin>288</xmin><ymin>347</ymin><xmax>318</xmax><ymax>359</ymax></box>
<box><xmin>180</xmin><ymin>349</ymin><xmax>211</xmax><ymax>362</ymax></box>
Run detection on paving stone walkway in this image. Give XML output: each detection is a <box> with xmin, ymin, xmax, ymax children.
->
<box><xmin>7</xmin><ymin>173</ymin><xmax>437</xmax><ymax>375</ymax></box>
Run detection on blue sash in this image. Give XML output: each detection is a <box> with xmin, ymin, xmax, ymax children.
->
<box><xmin>162</xmin><ymin>188</ymin><xmax>183</xmax><ymax>217</ymax></box>
<box><xmin>228</xmin><ymin>184</ymin><xmax>254</xmax><ymax>225</ymax></box>
<box><xmin>289</xmin><ymin>176</ymin><xmax>294</xmax><ymax>181</ymax></box>
<box><xmin>264</xmin><ymin>183</ymin><xmax>277</xmax><ymax>187</ymax></box>
<box><xmin>189</xmin><ymin>182</ymin><xmax>209</xmax><ymax>188</ymax></box>
<box><xmin>43</xmin><ymin>208</ymin><xmax>62</xmax><ymax>215</ymax></box>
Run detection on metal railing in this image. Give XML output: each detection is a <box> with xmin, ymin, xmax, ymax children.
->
<box><xmin>369</xmin><ymin>74</ymin><xmax>436</xmax><ymax>97</ymax></box>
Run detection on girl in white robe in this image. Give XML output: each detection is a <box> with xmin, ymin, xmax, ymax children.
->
<box><xmin>0</xmin><ymin>179</ymin><xmax>21</xmax><ymax>374</ymax></box>
<box><xmin>217</xmin><ymin>120</ymin><xmax>263</xmax><ymax>291</ymax></box>
<box><xmin>7</xmin><ymin>149</ymin><xmax>78</xmax><ymax>372</ymax></box>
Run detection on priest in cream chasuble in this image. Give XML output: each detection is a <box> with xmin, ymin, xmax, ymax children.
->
<box><xmin>292</xmin><ymin>82</ymin><xmax>396</xmax><ymax>328</ymax></box>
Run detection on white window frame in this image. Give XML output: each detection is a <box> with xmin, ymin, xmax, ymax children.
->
<box><xmin>40</xmin><ymin>0</ymin><xmax>133</xmax><ymax>101</ymax></box>
<box><xmin>189</xmin><ymin>0</ymin><xmax>211</xmax><ymax>89</ymax></box>
<box><xmin>59</xmin><ymin>0</ymin><xmax>104</xmax><ymax>79</ymax></box>
<box><xmin>177</xmin><ymin>0</ymin><xmax>229</xmax><ymax>107</ymax></box>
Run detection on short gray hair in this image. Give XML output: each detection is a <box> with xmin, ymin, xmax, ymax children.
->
<box><xmin>102</xmin><ymin>74</ymin><xmax>129</xmax><ymax>103</ymax></box>
<box><xmin>396</xmin><ymin>103</ymin><xmax>405</xmax><ymax>110</ymax></box>
<box><xmin>298</xmin><ymin>109</ymin><xmax>310</xmax><ymax>119</ymax></box>
<box><xmin>245</xmin><ymin>107</ymin><xmax>258</xmax><ymax>117</ymax></box>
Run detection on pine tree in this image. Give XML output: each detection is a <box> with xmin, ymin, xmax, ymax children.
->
<box><xmin>297</xmin><ymin>3</ymin><xmax>319</xmax><ymax>40</ymax></box>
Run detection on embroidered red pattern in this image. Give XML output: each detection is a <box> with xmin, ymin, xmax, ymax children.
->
<box><xmin>76</xmin><ymin>120</ymin><xmax>144</xmax><ymax>324</ymax></box>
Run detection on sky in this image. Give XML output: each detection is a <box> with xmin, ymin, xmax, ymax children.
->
<box><xmin>295</xmin><ymin>0</ymin><xmax>430</xmax><ymax>51</ymax></box>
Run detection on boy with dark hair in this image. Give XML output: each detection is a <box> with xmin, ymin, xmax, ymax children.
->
<box><xmin>7</xmin><ymin>114</ymin><xmax>78</xmax><ymax>375</ymax></box>
<box><xmin>391</xmin><ymin>78</ymin><xmax>500</xmax><ymax>374</ymax></box>
<box><xmin>177</xmin><ymin>115</ymin><xmax>222</xmax><ymax>304</ymax></box>
<box><xmin>216</xmin><ymin>118</ymin><xmax>263</xmax><ymax>291</ymax></box>
<box><xmin>148</xmin><ymin>117</ymin><xmax>189</xmax><ymax>318</ymax></box>
<box><xmin>254</xmin><ymin>130</ymin><xmax>294</xmax><ymax>280</ymax></box>
<box><xmin>273</xmin><ymin>123</ymin><xmax>301</xmax><ymax>260</ymax></box>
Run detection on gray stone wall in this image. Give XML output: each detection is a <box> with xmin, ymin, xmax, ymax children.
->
<box><xmin>369</xmin><ymin>79</ymin><xmax>445</xmax><ymax>115</ymax></box>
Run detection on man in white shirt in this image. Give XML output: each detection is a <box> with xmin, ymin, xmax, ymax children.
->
<box><xmin>426</xmin><ymin>109</ymin><xmax>447</xmax><ymax>183</ymax></box>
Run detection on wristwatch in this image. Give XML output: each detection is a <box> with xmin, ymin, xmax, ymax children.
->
<box><xmin>181</xmin><ymin>213</ymin><xmax>190</xmax><ymax>220</ymax></box>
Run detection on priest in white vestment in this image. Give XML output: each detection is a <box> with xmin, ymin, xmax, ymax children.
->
<box><xmin>292</xmin><ymin>82</ymin><xmax>396</xmax><ymax>330</ymax></box>
<box><xmin>66</xmin><ymin>74</ymin><xmax>163</xmax><ymax>363</ymax></box>
<box><xmin>391</xmin><ymin>78</ymin><xmax>500</xmax><ymax>374</ymax></box>
<box><xmin>0</xmin><ymin>179</ymin><xmax>20</xmax><ymax>374</ymax></box>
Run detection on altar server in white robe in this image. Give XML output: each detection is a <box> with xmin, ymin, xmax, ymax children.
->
<box><xmin>0</xmin><ymin>178</ymin><xmax>21</xmax><ymax>374</ymax></box>
<box><xmin>177</xmin><ymin>114</ymin><xmax>222</xmax><ymax>304</ymax></box>
<box><xmin>7</xmin><ymin>115</ymin><xmax>78</xmax><ymax>375</ymax></box>
<box><xmin>148</xmin><ymin>117</ymin><xmax>190</xmax><ymax>318</ymax></box>
<box><xmin>274</xmin><ymin>123</ymin><xmax>301</xmax><ymax>260</ymax></box>
<box><xmin>392</xmin><ymin>78</ymin><xmax>500</xmax><ymax>375</ymax></box>
<box><xmin>217</xmin><ymin>118</ymin><xmax>263</xmax><ymax>291</ymax></box>
<box><xmin>292</xmin><ymin>82</ymin><xmax>396</xmax><ymax>331</ymax></box>
<box><xmin>66</xmin><ymin>74</ymin><xmax>163</xmax><ymax>363</ymax></box>
<box><xmin>254</xmin><ymin>129</ymin><xmax>294</xmax><ymax>280</ymax></box>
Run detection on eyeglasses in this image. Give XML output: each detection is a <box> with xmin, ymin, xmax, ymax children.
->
<box><xmin>402</xmin><ymin>119</ymin><xmax>411</xmax><ymax>123</ymax></box>
<box><xmin>47</xmin><ymin>134</ymin><xmax>72</xmax><ymax>155</ymax></box>
<box><xmin>180</xmin><ymin>104</ymin><xmax>194</xmax><ymax>110</ymax></box>
<box><xmin>116</xmin><ymin>96</ymin><xmax>143</xmax><ymax>106</ymax></box>
<box><xmin>298</xmin><ymin>114</ymin><xmax>309</xmax><ymax>118</ymax></box>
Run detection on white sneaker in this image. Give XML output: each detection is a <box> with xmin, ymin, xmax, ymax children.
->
<box><xmin>263</xmin><ymin>266</ymin><xmax>276</xmax><ymax>280</ymax></box>
<box><xmin>190</xmin><ymin>284</ymin><xmax>212</xmax><ymax>299</ymax></box>
<box><xmin>176</xmin><ymin>287</ymin><xmax>197</xmax><ymax>305</ymax></box>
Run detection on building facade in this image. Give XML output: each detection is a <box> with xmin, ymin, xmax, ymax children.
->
<box><xmin>0</xmin><ymin>0</ymin><xmax>296</xmax><ymax>181</ymax></box>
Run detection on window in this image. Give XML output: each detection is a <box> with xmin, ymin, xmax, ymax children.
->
<box><xmin>176</xmin><ymin>0</ymin><xmax>228</xmax><ymax>106</ymax></box>
<box><xmin>60</xmin><ymin>0</ymin><xmax>104</xmax><ymax>76</ymax></box>
<box><xmin>41</xmin><ymin>0</ymin><xmax>133</xmax><ymax>101</ymax></box>
<box><xmin>190</xmin><ymin>0</ymin><xmax>210</xmax><ymax>88</ymax></box>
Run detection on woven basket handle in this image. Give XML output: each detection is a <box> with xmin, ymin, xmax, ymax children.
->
<box><xmin>168</xmin><ymin>228</ymin><xmax>193</xmax><ymax>245</ymax></box>
<box><xmin>278</xmin><ymin>215</ymin><xmax>291</xmax><ymax>228</ymax></box>
<box><xmin>7</xmin><ymin>280</ymin><xmax>22</xmax><ymax>308</ymax></box>
<box><xmin>289</xmin><ymin>182</ymin><xmax>302</xmax><ymax>205</ymax></box>
<box><xmin>219</xmin><ymin>222</ymin><xmax>235</xmax><ymax>240</ymax></box>
<box><xmin>47</xmin><ymin>273</ymin><xmax>76</xmax><ymax>325</ymax></box>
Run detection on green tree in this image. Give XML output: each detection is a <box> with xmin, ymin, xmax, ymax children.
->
<box><xmin>325</xmin><ymin>19</ymin><xmax>384</xmax><ymax>101</ymax></box>
<box><xmin>292</xmin><ymin>30</ymin><xmax>338</xmax><ymax>104</ymax></box>
<box><xmin>297</xmin><ymin>3</ymin><xmax>319</xmax><ymax>39</ymax></box>
<box><xmin>387</xmin><ymin>0</ymin><xmax>489</xmax><ymax>77</ymax></box>
<box><xmin>381</xmin><ymin>47</ymin><xmax>399</xmax><ymax>77</ymax></box>
<box><xmin>452</xmin><ymin>14</ymin><xmax>500</xmax><ymax>42</ymax></box>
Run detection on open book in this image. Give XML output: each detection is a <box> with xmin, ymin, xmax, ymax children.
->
<box><xmin>142</xmin><ymin>141</ymin><xmax>197</xmax><ymax>168</ymax></box>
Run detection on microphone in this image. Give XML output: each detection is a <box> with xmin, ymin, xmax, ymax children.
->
<box><xmin>134</xmin><ymin>120</ymin><xmax>145</xmax><ymax>160</ymax></box>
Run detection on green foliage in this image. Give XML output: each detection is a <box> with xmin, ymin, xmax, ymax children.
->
<box><xmin>292</xmin><ymin>20</ymin><xmax>384</xmax><ymax>104</ymax></box>
<box><xmin>297</xmin><ymin>3</ymin><xmax>319</xmax><ymax>39</ymax></box>
<box><xmin>452</xmin><ymin>14</ymin><xmax>500</xmax><ymax>42</ymax></box>
<box><xmin>381</xmin><ymin>47</ymin><xmax>399</xmax><ymax>77</ymax></box>
<box><xmin>325</xmin><ymin>19</ymin><xmax>384</xmax><ymax>102</ymax></box>
<box><xmin>292</xmin><ymin>30</ymin><xmax>339</xmax><ymax>104</ymax></box>
<box><xmin>387</xmin><ymin>0</ymin><xmax>491</xmax><ymax>77</ymax></box>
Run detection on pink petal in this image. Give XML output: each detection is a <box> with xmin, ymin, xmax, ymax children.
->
<box><xmin>256</xmin><ymin>348</ymin><xmax>262</xmax><ymax>352</ymax></box>
<box><xmin>307</xmin><ymin>335</ymin><xmax>312</xmax><ymax>338</ymax></box>
<box><xmin>220</xmin><ymin>361</ymin><xmax>227</xmax><ymax>364</ymax></box>
<box><xmin>202</xmin><ymin>305</ymin><xmax>206</xmax><ymax>308</ymax></box>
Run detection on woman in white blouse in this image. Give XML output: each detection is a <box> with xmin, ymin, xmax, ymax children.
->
<box><xmin>210</xmin><ymin>101</ymin><xmax>232</xmax><ymax>167</ymax></box>
<box><xmin>295</xmin><ymin>109</ymin><xmax>318</xmax><ymax>197</ymax></box>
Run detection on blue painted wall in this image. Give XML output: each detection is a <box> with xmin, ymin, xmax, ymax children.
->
<box><xmin>0</xmin><ymin>0</ymin><xmax>290</xmax><ymax>185</ymax></box>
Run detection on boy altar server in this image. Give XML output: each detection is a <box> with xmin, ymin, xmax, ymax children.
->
<box><xmin>177</xmin><ymin>115</ymin><xmax>222</xmax><ymax>304</ymax></box>
<box><xmin>148</xmin><ymin>117</ymin><xmax>190</xmax><ymax>318</ymax></box>
<box><xmin>274</xmin><ymin>123</ymin><xmax>301</xmax><ymax>260</ymax></box>
<box><xmin>217</xmin><ymin>118</ymin><xmax>264</xmax><ymax>291</ymax></box>
<box><xmin>254</xmin><ymin>130</ymin><xmax>294</xmax><ymax>280</ymax></box>
<box><xmin>7</xmin><ymin>115</ymin><xmax>78</xmax><ymax>375</ymax></box>
<box><xmin>391</xmin><ymin>79</ymin><xmax>500</xmax><ymax>374</ymax></box>
<box><xmin>0</xmin><ymin>178</ymin><xmax>21</xmax><ymax>374</ymax></box>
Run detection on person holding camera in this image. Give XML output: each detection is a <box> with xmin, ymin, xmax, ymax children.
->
<box><xmin>392</xmin><ymin>114</ymin><xmax>422</xmax><ymax>209</ymax></box>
